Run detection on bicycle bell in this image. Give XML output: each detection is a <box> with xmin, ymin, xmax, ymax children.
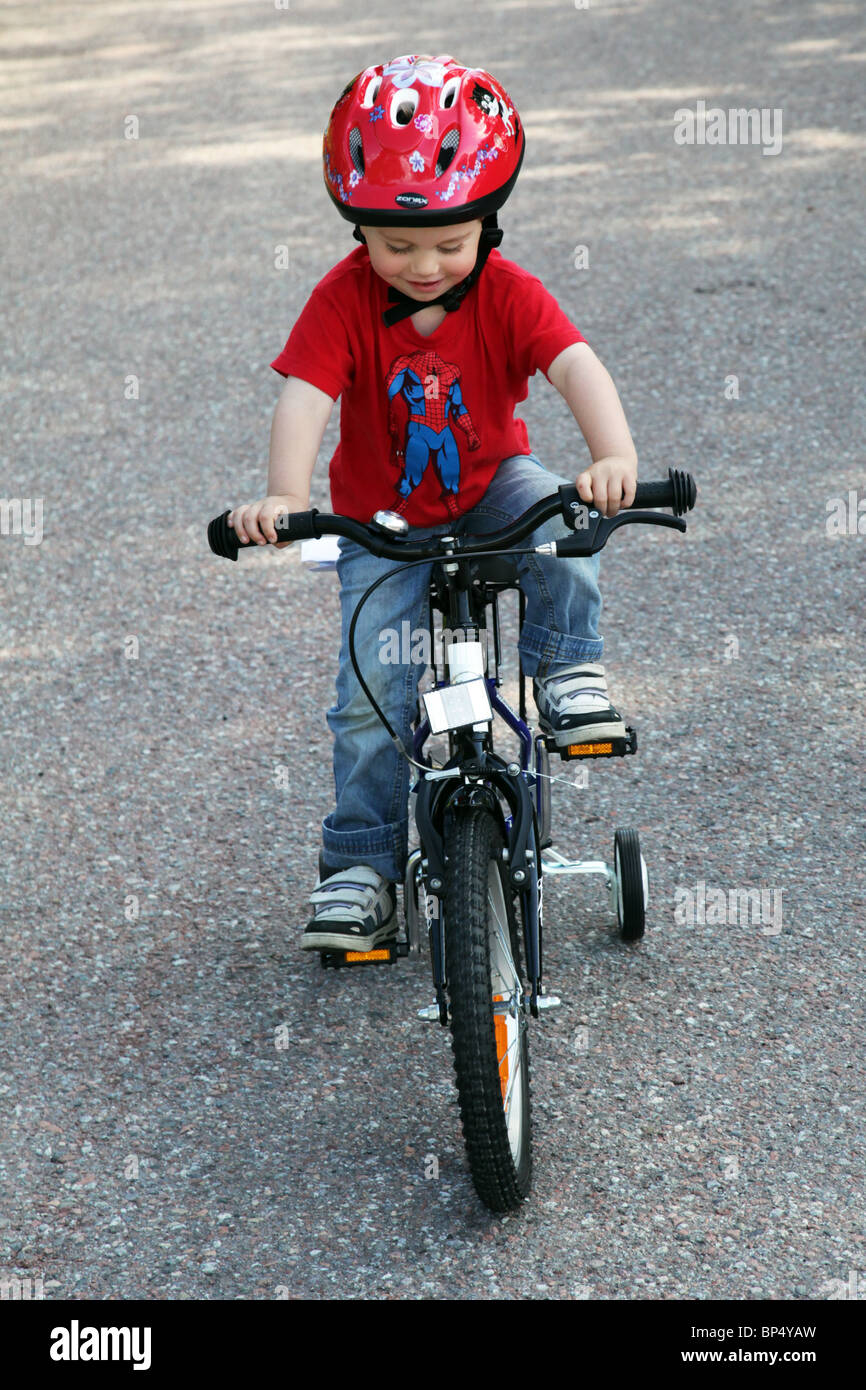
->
<box><xmin>371</xmin><ymin>510</ymin><xmax>410</xmax><ymax>536</ymax></box>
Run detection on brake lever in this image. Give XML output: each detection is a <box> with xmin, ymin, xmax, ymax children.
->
<box><xmin>537</xmin><ymin>508</ymin><xmax>687</xmax><ymax>558</ymax></box>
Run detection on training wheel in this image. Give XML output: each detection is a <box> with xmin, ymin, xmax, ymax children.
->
<box><xmin>613</xmin><ymin>828</ymin><xmax>649</xmax><ymax>941</ymax></box>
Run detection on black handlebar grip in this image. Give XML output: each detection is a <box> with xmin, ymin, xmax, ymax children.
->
<box><xmin>207</xmin><ymin>510</ymin><xmax>241</xmax><ymax>560</ymax></box>
<box><xmin>274</xmin><ymin>508</ymin><xmax>321</xmax><ymax>541</ymax></box>
<box><xmin>207</xmin><ymin>508</ymin><xmax>322</xmax><ymax>561</ymax></box>
<box><xmin>632</xmin><ymin>468</ymin><xmax>696</xmax><ymax>516</ymax></box>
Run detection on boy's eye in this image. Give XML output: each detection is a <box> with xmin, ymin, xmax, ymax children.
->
<box><xmin>385</xmin><ymin>244</ymin><xmax>464</xmax><ymax>254</ymax></box>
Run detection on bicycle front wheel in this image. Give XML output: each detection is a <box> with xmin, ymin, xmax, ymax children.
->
<box><xmin>443</xmin><ymin>806</ymin><xmax>532</xmax><ymax>1212</ymax></box>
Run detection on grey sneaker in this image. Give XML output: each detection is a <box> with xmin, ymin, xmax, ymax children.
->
<box><xmin>300</xmin><ymin>858</ymin><xmax>398</xmax><ymax>952</ymax></box>
<box><xmin>533</xmin><ymin>662</ymin><xmax>626</xmax><ymax>748</ymax></box>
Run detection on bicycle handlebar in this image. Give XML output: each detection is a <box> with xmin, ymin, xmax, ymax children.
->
<box><xmin>207</xmin><ymin>467</ymin><xmax>697</xmax><ymax>564</ymax></box>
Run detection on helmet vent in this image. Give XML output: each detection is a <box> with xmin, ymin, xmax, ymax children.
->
<box><xmin>362</xmin><ymin>75</ymin><xmax>382</xmax><ymax>107</ymax></box>
<box><xmin>348</xmin><ymin>126</ymin><xmax>365</xmax><ymax>175</ymax></box>
<box><xmin>435</xmin><ymin>126</ymin><xmax>460</xmax><ymax>177</ymax></box>
<box><xmin>440</xmin><ymin>76</ymin><xmax>460</xmax><ymax>109</ymax></box>
<box><xmin>390</xmin><ymin>88</ymin><xmax>419</xmax><ymax>125</ymax></box>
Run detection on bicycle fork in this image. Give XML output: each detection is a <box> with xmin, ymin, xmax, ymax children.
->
<box><xmin>410</xmin><ymin>764</ymin><xmax>559</xmax><ymax>1023</ymax></box>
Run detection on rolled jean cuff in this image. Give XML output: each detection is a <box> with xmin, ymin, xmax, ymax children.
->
<box><xmin>518</xmin><ymin>621</ymin><xmax>604</xmax><ymax>678</ymax></box>
<box><xmin>321</xmin><ymin>814</ymin><xmax>407</xmax><ymax>883</ymax></box>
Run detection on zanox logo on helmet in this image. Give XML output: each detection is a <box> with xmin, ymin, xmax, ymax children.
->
<box><xmin>395</xmin><ymin>192</ymin><xmax>428</xmax><ymax>207</ymax></box>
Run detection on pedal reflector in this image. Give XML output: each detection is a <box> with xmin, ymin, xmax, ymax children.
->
<box><xmin>567</xmin><ymin>740</ymin><xmax>614</xmax><ymax>756</ymax></box>
<box><xmin>344</xmin><ymin>948</ymin><xmax>391</xmax><ymax>963</ymax></box>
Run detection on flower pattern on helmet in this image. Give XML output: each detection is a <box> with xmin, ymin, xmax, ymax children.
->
<box><xmin>383</xmin><ymin>55</ymin><xmax>449</xmax><ymax>88</ymax></box>
<box><xmin>324</xmin><ymin>148</ymin><xmax>356</xmax><ymax>203</ymax></box>
<box><xmin>436</xmin><ymin>144</ymin><xmax>499</xmax><ymax>201</ymax></box>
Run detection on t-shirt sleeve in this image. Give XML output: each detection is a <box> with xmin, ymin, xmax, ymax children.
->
<box><xmin>507</xmin><ymin>271</ymin><xmax>587</xmax><ymax>381</ymax></box>
<box><xmin>270</xmin><ymin>279</ymin><xmax>353</xmax><ymax>400</ymax></box>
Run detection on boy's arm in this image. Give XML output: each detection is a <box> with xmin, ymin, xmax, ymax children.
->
<box><xmin>546</xmin><ymin>341</ymin><xmax>638</xmax><ymax>516</ymax></box>
<box><xmin>267</xmin><ymin>374</ymin><xmax>335</xmax><ymax>504</ymax></box>
<box><xmin>230</xmin><ymin>375</ymin><xmax>335</xmax><ymax>546</ymax></box>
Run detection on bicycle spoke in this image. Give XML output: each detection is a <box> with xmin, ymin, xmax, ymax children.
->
<box><xmin>489</xmin><ymin>897</ymin><xmax>521</xmax><ymax>996</ymax></box>
<box><xmin>497</xmin><ymin>1027</ymin><xmax>521</xmax><ymax>1075</ymax></box>
<box><xmin>503</xmin><ymin>1040</ymin><xmax>523</xmax><ymax>1115</ymax></box>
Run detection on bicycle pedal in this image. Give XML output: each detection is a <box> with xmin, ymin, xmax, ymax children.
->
<box><xmin>319</xmin><ymin>938</ymin><xmax>405</xmax><ymax>969</ymax></box>
<box><xmin>545</xmin><ymin>725</ymin><xmax>637</xmax><ymax>760</ymax></box>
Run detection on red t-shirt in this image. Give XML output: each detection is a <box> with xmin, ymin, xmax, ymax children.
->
<box><xmin>270</xmin><ymin>246</ymin><xmax>586</xmax><ymax>526</ymax></box>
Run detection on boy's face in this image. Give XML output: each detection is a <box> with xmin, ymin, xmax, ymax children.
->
<box><xmin>360</xmin><ymin>221</ymin><xmax>483</xmax><ymax>301</ymax></box>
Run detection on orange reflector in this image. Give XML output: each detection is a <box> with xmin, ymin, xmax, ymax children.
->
<box><xmin>493</xmin><ymin>995</ymin><xmax>509</xmax><ymax>1103</ymax></box>
<box><xmin>344</xmin><ymin>948</ymin><xmax>391</xmax><ymax>963</ymax></box>
<box><xmin>567</xmin><ymin>740</ymin><xmax>614</xmax><ymax>755</ymax></box>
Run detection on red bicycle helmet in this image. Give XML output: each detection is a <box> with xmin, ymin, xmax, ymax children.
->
<box><xmin>323</xmin><ymin>53</ymin><xmax>524</xmax><ymax>227</ymax></box>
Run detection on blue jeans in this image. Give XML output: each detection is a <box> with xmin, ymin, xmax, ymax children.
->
<box><xmin>322</xmin><ymin>453</ymin><xmax>603</xmax><ymax>882</ymax></box>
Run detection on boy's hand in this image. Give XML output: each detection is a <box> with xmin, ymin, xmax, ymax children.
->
<box><xmin>227</xmin><ymin>495</ymin><xmax>308</xmax><ymax>548</ymax></box>
<box><xmin>576</xmin><ymin>456</ymin><xmax>638</xmax><ymax>517</ymax></box>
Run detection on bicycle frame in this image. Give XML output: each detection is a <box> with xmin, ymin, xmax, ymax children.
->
<box><xmin>409</xmin><ymin>539</ymin><xmax>549</xmax><ymax>1020</ymax></box>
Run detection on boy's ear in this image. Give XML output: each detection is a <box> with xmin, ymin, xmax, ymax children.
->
<box><xmin>353</xmin><ymin>226</ymin><xmax>367</xmax><ymax>245</ymax></box>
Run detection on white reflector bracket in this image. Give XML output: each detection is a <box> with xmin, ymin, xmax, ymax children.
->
<box><xmin>421</xmin><ymin>677</ymin><xmax>493</xmax><ymax>735</ymax></box>
<box><xmin>300</xmin><ymin>535</ymin><xmax>341</xmax><ymax>568</ymax></box>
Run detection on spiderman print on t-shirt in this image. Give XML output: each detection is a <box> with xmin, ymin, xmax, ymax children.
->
<box><xmin>385</xmin><ymin>349</ymin><xmax>482</xmax><ymax>518</ymax></box>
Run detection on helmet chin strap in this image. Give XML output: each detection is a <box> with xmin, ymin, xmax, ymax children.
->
<box><xmin>353</xmin><ymin>215</ymin><xmax>504</xmax><ymax>326</ymax></box>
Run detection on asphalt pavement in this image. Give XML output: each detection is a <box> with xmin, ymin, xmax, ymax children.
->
<box><xmin>1</xmin><ymin>0</ymin><xmax>864</xmax><ymax>1301</ymax></box>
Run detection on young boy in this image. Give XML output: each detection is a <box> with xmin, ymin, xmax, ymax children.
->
<box><xmin>227</xmin><ymin>54</ymin><xmax>638</xmax><ymax>952</ymax></box>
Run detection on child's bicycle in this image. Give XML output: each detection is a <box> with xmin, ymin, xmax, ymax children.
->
<box><xmin>207</xmin><ymin>468</ymin><xmax>696</xmax><ymax>1213</ymax></box>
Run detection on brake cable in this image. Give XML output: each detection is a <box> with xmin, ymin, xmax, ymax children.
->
<box><xmin>346</xmin><ymin>544</ymin><xmax>540</xmax><ymax>776</ymax></box>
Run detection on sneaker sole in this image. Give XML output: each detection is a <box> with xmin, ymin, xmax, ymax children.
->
<box><xmin>299</xmin><ymin>921</ymin><xmax>398</xmax><ymax>953</ymax></box>
<box><xmin>541</xmin><ymin>719</ymin><xmax>627</xmax><ymax>747</ymax></box>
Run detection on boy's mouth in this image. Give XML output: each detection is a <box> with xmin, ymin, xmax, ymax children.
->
<box><xmin>405</xmin><ymin>277</ymin><xmax>445</xmax><ymax>293</ymax></box>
